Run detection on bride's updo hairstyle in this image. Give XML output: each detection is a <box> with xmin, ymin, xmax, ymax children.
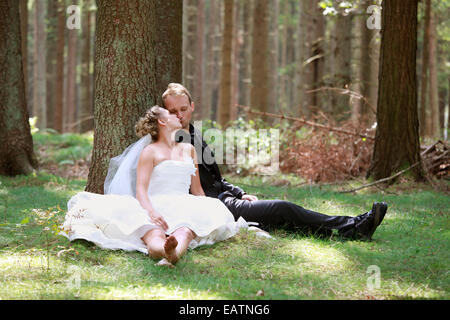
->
<box><xmin>135</xmin><ymin>105</ymin><xmax>163</xmax><ymax>140</ymax></box>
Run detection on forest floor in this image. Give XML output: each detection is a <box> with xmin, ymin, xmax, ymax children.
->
<box><xmin>0</xmin><ymin>132</ymin><xmax>448</xmax><ymax>300</ymax></box>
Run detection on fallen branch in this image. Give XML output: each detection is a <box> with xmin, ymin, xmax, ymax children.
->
<box><xmin>338</xmin><ymin>161</ymin><xmax>421</xmax><ymax>193</ymax></box>
<box><xmin>236</xmin><ymin>104</ymin><xmax>375</xmax><ymax>140</ymax></box>
<box><xmin>338</xmin><ymin>145</ymin><xmax>443</xmax><ymax>193</ymax></box>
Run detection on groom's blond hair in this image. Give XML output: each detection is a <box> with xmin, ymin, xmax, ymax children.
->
<box><xmin>161</xmin><ymin>83</ymin><xmax>193</xmax><ymax>107</ymax></box>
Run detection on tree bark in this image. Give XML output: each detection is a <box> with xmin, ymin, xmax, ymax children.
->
<box><xmin>32</xmin><ymin>0</ymin><xmax>46</xmax><ymax>129</ymax></box>
<box><xmin>366</xmin><ymin>0</ymin><xmax>424</xmax><ymax>181</ymax></box>
<box><xmin>86</xmin><ymin>0</ymin><xmax>160</xmax><ymax>194</ymax></box>
<box><xmin>0</xmin><ymin>0</ymin><xmax>38</xmax><ymax>176</ymax></box>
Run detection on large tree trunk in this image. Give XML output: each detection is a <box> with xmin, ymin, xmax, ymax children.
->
<box><xmin>367</xmin><ymin>0</ymin><xmax>424</xmax><ymax>181</ymax></box>
<box><xmin>218</xmin><ymin>0</ymin><xmax>234</xmax><ymax>126</ymax></box>
<box><xmin>0</xmin><ymin>0</ymin><xmax>38</xmax><ymax>176</ymax></box>
<box><xmin>154</xmin><ymin>0</ymin><xmax>183</xmax><ymax>107</ymax></box>
<box><xmin>54</xmin><ymin>0</ymin><xmax>65</xmax><ymax>133</ymax></box>
<box><xmin>87</xmin><ymin>0</ymin><xmax>179</xmax><ymax>194</ymax></box>
<box><xmin>32</xmin><ymin>0</ymin><xmax>46</xmax><ymax>129</ymax></box>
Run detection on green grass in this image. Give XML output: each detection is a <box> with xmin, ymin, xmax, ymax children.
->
<box><xmin>0</xmin><ymin>133</ymin><xmax>448</xmax><ymax>300</ymax></box>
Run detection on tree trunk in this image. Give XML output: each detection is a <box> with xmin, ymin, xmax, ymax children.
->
<box><xmin>331</xmin><ymin>11</ymin><xmax>352</xmax><ymax>120</ymax></box>
<box><xmin>367</xmin><ymin>0</ymin><xmax>424</xmax><ymax>181</ymax></box>
<box><xmin>54</xmin><ymin>0</ymin><xmax>65</xmax><ymax>133</ymax></box>
<box><xmin>359</xmin><ymin>0</ymin><xmax>379</xmax><ymax>123</ymax></box>
<box><xmin>86</xmin><ymin>0</ymin><xmax>162</xmax><ymax>194</ymax></box>
<box><xmin>65</xmin><ymin>2</ymin><xmax>78</xmax><ymax>133</ymax></box>
<box><xmin>296</xmin><ymin>0</ymin><xmax>324</xmax><ymax>118</ymax></box>
<box><xmin>250</xmin><ymin>0</ymin><xmax>270</xmax><ymax>113</ymax></box>
<box><xmin>428</xmin><ymin>4</ymin><xmax>440</xmax><ymax>140</ymax></box>
<box><xmin>154</xmin><ymin>0</ymin><xmax>183</xmax><ymax>107</ymax></box>
<box><xmin>218</xmin><ymin>0</ymin><xmax>234</xmax><ymax>126</ymax></box>
<box><xmin>238</xmin><ymin>0</ymin><xmax>252</xmax><ymax>112</ymax></box>
<box><xmin>419</xmin><ymin>0</ymin><xmax>431</xmax><ymax>138</ymax></box>
<box><xmin>19</xmin><ymin>0</ymin><xmax>28</xmax><ymax>105</ymax></box>
<box><xmin>32</xmin><ymin>0</ymin><xmax>46</xmax><ymax>129</ymax></box>
<box><xmin>194</xmin><ymin>0</ymin><xmax>205</xmax><ymax>116</ymax></box>
<box><xmin>0</xmin><ymin>0</ymin><xmax>38</xmax><ymax>176</ymax></box>
<box><xmin>46</xmin><ymin>0</ymin><xmax>58</xmax><ymax>130</ymax></box>
<box><xmin>79</xmin><ymin>0</ymin><xmax>93</xmax><ymax>133</ymax></box>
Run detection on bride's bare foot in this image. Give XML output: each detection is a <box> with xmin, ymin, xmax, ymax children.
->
<box><xmin>164</xmin><ymin>235</ymin><xmax>179</xmax><ymax>264</ymax></box>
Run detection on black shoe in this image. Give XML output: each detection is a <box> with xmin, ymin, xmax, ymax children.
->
<box><xmin>372</xmin><ymin>202</ymin><xmax>388</xmax><ymax>227</ymax></box>
<box><xmin>360</xmin><ymin>202</ymin><xmax>388</xmax><ymax>241</ymax></box>
<box><xmin>339</xmin><ymin>202</ymin><xmax>388</xmax><ymax>241</ymax></box>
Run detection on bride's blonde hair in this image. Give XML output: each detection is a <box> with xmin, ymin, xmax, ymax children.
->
<box><xmin>135</xmin><ymin>105</ymin><xmax>163</xmax><ymax>140</ymax></box>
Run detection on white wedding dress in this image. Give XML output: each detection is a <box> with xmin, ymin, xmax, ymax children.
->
<box><xmin>61</xmin><ymin>157</ymin><xmax>246</xmax><ymax>254</ymax></box>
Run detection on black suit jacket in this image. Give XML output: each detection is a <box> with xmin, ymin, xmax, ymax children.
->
<box><xmin>175</xmin><ymin>124</ymin><xmax>245</xmax><ymax>199</ymax></box>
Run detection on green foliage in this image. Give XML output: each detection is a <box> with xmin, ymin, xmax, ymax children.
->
<box><xmin>33</xmin><ymin>131</ymin><xmax>93</xmax><ymax>166</ymax></box>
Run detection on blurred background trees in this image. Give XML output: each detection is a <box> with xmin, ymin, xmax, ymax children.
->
<box><xmin>19</xmin><ymin>0</ymin><xmax>449</xmax><ymax>139</ymax></box>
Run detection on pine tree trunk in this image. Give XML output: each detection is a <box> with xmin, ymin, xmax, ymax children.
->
<box><xmin>202</xmin><ymin>0</ymin><xmax>217</xmax><ymax>120</ymax></box>
<box><xmin>367</xmin><ymin>0</ymin><xmax>424</xmax><ymax>181</ymax></box>
<box><xmin>19</xmin><ymin>0</ymin><xmax>28</xmax><ymax>103</ymax></box>
<box><xmin>238</xmin><ymin>0</ymin><xmax>252</xmax><ymax>110</ymax></box>
<box><xmin>79</xmin><ymin>0</ymin><xmax>93</xmax><ymax>133</ymax></box>
<box><xmin>359</xmin><ymin>0</ymin><xmax>379</xmax><ymax>123</ymax></box>
<box><xmin>46</xmin><ymin>0</ymin><xmax>58</xmax><ymax>130</ymax></box>
<box><xmin>428</xmin><ymin>5</ymin><xmax>440</xmax><ymax>140</ymax></box>
<box><xmin>250</xmin><ymin>0</ymin><xmax>270</xmax><ymax>113</ymax></box>
<box><xmin>155</xmin><ymin>0</ymin><xmax>183</xmax><ymax>106</ymax></box>
<box><xmin>0</xmin><ymin>0</ymin><xmax>38</xmax><ymax>176</ymax></box>
<box><xmin>194</xmin><ymin>0</ymin><xmax>205</xmax><ymax>116</ymax></box>
<box><xmin>86</xmin><ymin>0</ymin><xmax>161</xmax><ymax>194</ymax></box>
<box><xmin>332</xmin><ymin>11</ymin><xmax>352</xmax><ymax>120</ymax></box>
<box><xmin>419</xmin><ymin>0</ymin><xmax>431</xmax><ymax>138</ymax></box>
<box><xmin>296</xmin><ymin>0</ymin><xmax>324</xmax><ymax>117</ymax></box>
<box><xmin>65</xmin><ymin>2</ymin><xmax>78</xmax><ymax>133</ymax></box>
<box><xmin>32</xmin><ymin>0</ymin><xmax>46</xmax><ymax>129</ymax></box>
<box><xmin>54</xmin><ymin>0</ymin><xmax>65</xmax><ymax>133</ymax></box>
<box><xmin>218</xmin><ymin>0</ymin><xmax>234</xmax><ymax>126</ymax></box>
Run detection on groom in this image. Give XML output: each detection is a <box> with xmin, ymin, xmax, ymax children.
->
<box><xmin>161</xmin><ymin>83</ymin><xmax>387</xmax><ymax>240</ymax></box>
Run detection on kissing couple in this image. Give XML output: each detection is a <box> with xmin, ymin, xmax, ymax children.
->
<box><xmin>62</xmin><ymin>83</ymin><xmax>387</xmax><ymax>267</ymax></box>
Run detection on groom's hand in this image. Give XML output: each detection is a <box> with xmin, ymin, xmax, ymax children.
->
<box><xmin>241</xmin><ymin>194</ymin><xmax>258</xmax><ymax>202</ymax></box>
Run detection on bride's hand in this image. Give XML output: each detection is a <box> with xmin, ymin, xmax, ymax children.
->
<box><xmin>149</xmin><ymin>210</ymin><xmax>169</xmax><ymax>231</ymax></box>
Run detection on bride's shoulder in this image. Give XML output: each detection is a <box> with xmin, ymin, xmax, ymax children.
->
<box><xmin>140</xmin><ymin>144</ymin><xmax>159</xmax><ymax>161</ymax></box>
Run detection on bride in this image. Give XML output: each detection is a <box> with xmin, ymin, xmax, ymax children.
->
<box><xmin>61</xmin><ymin>106</ymin><xmax>250</xmax><ymax>266</ymax></box>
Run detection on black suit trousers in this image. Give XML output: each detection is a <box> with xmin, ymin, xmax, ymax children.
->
<box><xmin>219</xmin><ymin>192</ymin><xmax>357</xmax><ymax>236</ymax></box>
